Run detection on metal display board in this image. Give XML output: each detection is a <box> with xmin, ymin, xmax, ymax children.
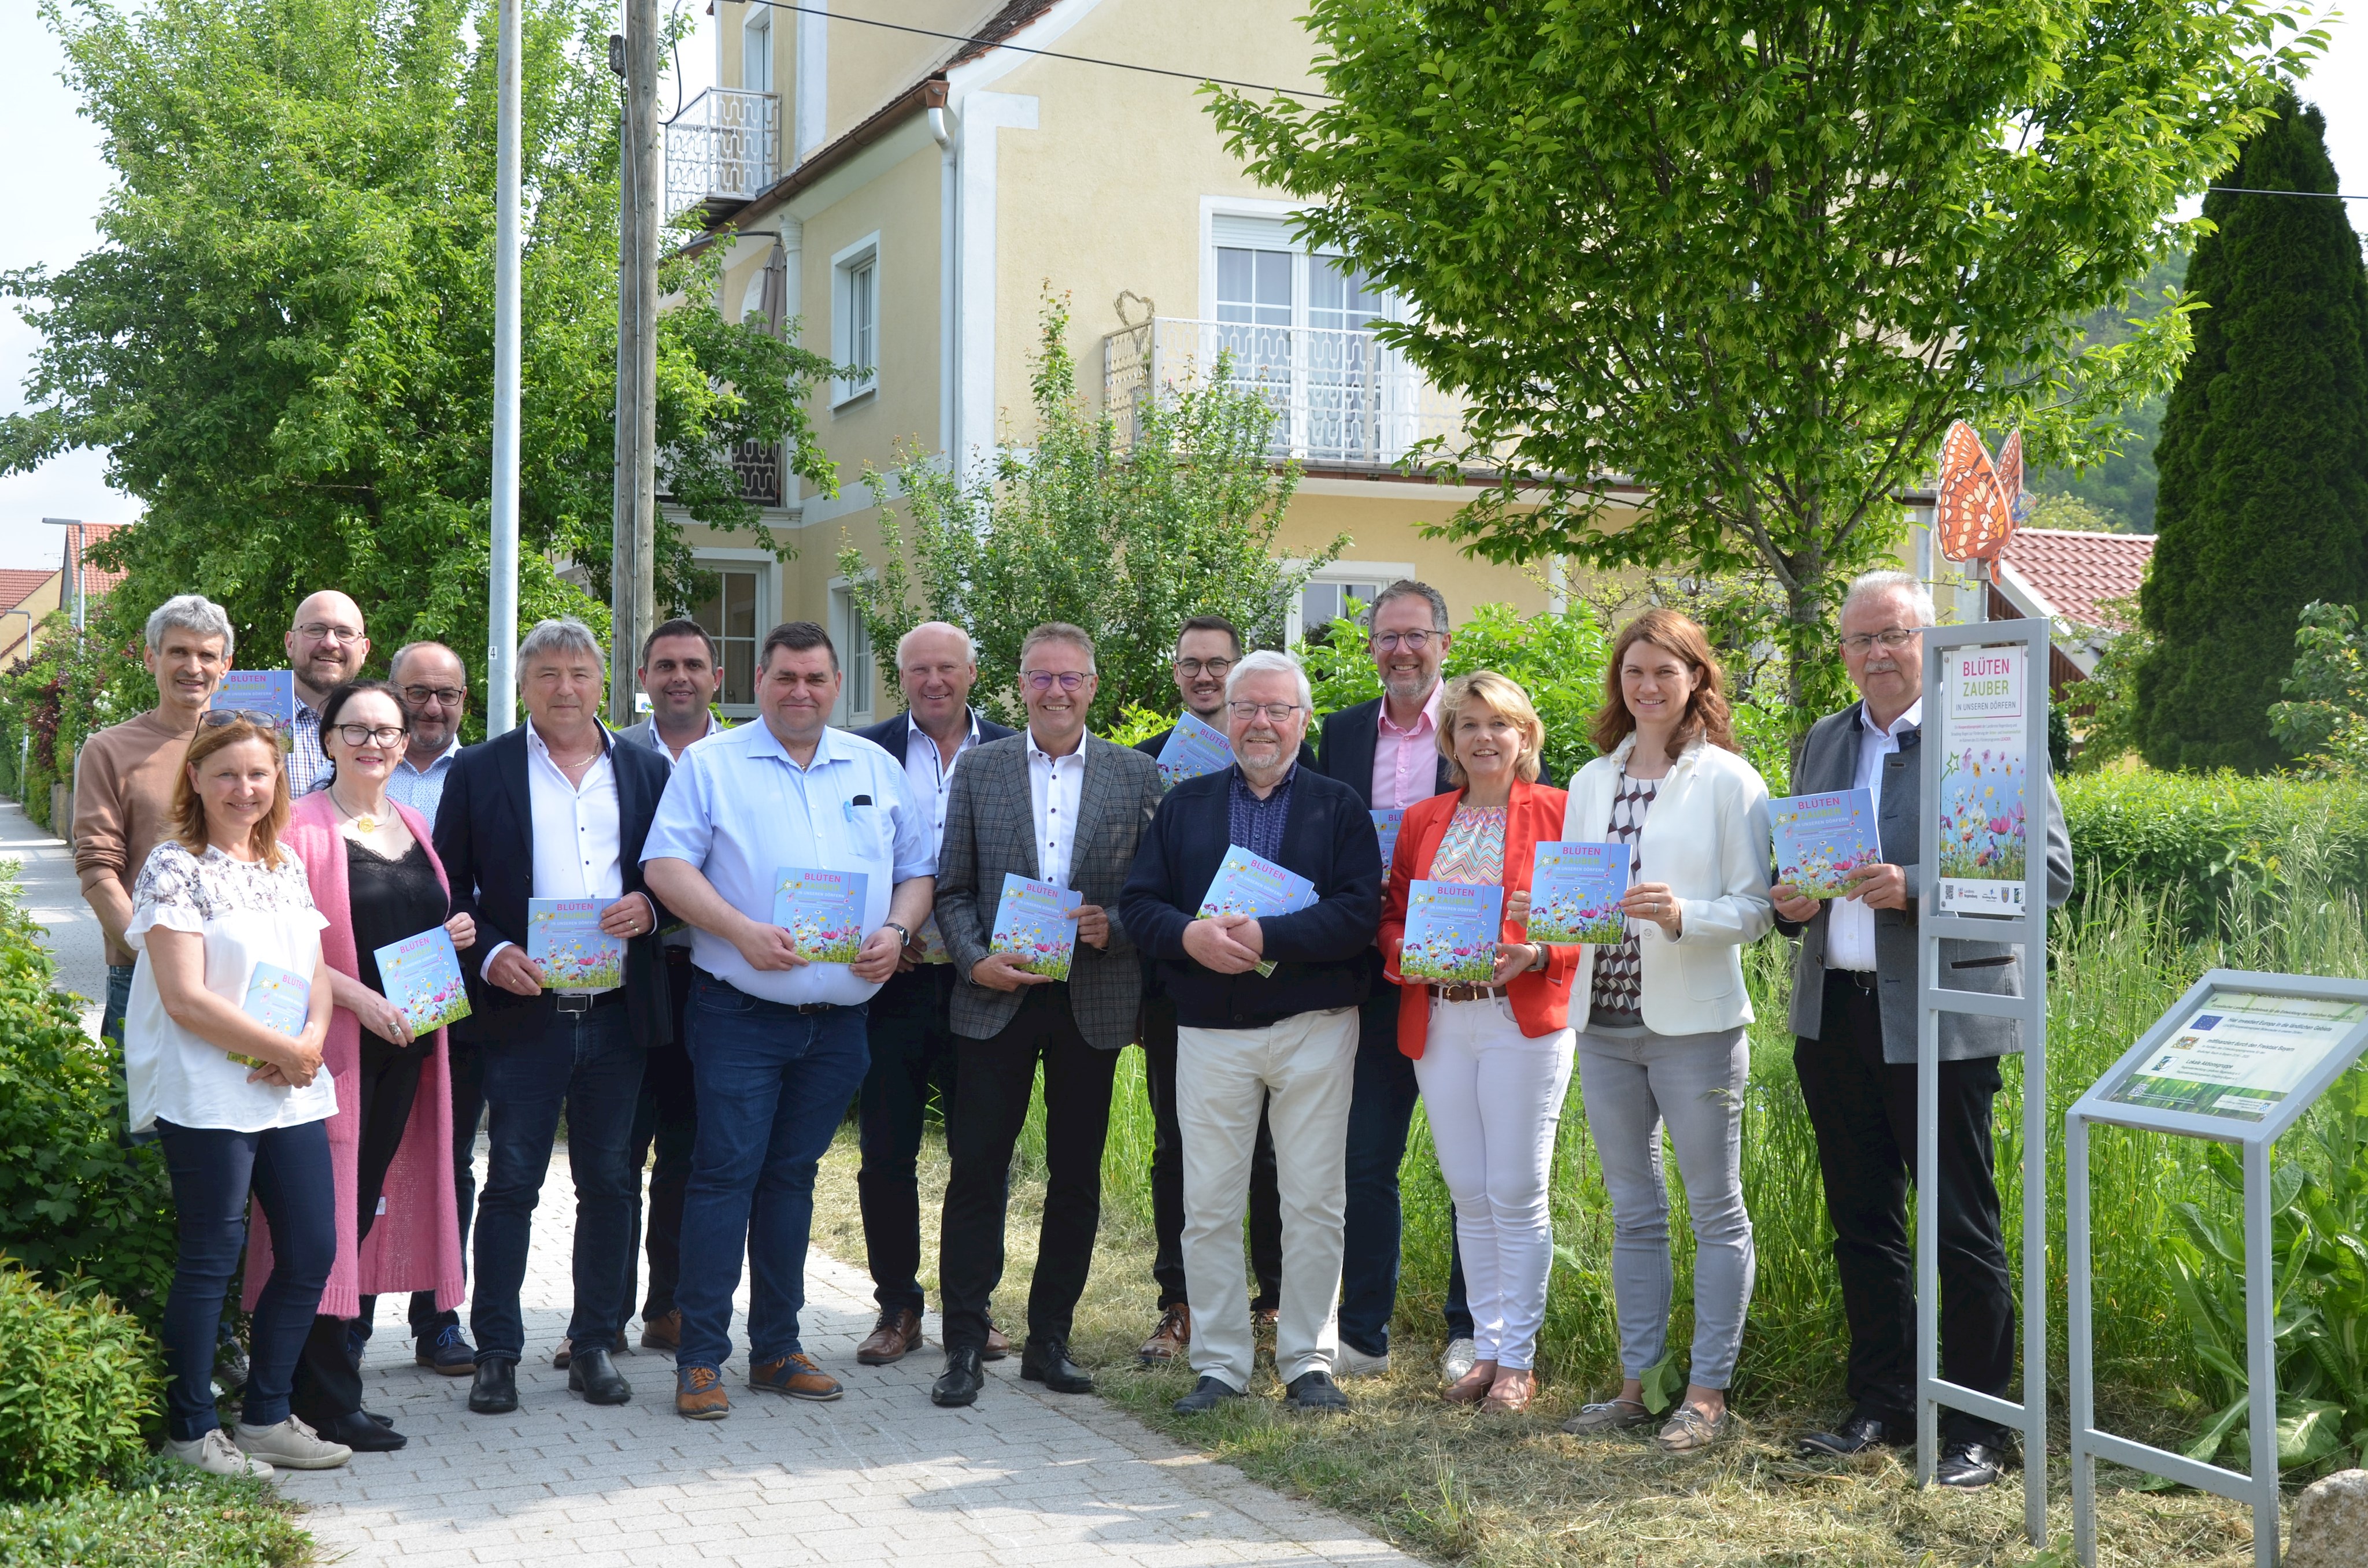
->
<box><xmin>2066</xmin><ymin>970</ymin><xmax>2368</xmax><ymax>1567</ymax></box>
<box><xmin>1916</xmin><ymin>617</ymin><xmax>2054</xmax><ymax>1543</ymax></box>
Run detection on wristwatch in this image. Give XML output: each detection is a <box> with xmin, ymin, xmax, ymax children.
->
<box><xmin>882</xmin><ymin>921</ymin><xmax>912</xmax><ymax>948</ymax></box>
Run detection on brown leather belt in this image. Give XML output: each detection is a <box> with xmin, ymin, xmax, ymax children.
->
<box><xmin>1432</xmin><ymin>983</ymin><xmax>1510</xmax><ymax>1003</ymax></box>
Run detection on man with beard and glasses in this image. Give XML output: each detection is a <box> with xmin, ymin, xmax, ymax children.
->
<box><xmin>285</xmin><ymin>592</ymin><xmax>372</xmax><ymax>795</ymax></box>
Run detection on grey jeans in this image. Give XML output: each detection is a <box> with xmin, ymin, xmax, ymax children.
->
<box><xmin>1575</xmin><ymin>1026</ymin><xmax>1754</xmax><ymax>1389</ymax></box>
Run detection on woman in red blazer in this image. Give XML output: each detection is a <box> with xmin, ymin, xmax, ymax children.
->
<box><xmin>1379</xmin><ymin>671</ymin><xmax>1582</xmax><ymax>1414</ymax></box>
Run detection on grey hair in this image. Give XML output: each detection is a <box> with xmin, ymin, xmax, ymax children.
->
<box><xmin>1366</xmin><ymin>579</ymin><xmax>1450</xmax><ymax>635</ymax></box>
<box><xmin>515</xmin><ymin>617</ymin><xmax>605</xmax><ymax>685</ymax></box>
<box><xmin>896</xmin><ymin>621</ymin><xmax>976</xmax><ymax>667</ymax></box>
<box><xmin>388</xmin><ymin>640</ymin><xmax>463</xmax><ymax>683</ymax></box>
<box><xmin>1018</xmin><ymin>621</ymin><xmax>1096</xmax><ymax>672</ymax></box>
<box><xmin>1224</xmin><ymin>648</ymin><xmax>1313</xmax><ymax>713</ymax></box>
<box><xmin>145</xmin><ymin>594</ymin><xmax>235</xmax><ymax>659</ymax></box>
<box><xmin>1841</xmin><ymin>569</ymin><xmax>1937</xmax><ymax>628</ymax></box>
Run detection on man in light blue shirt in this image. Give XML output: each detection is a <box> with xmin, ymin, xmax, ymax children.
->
<box><xmin>642</xmin><ymin>620</ymin><xmax>935</xmax><ymax>1419</ymax></box>
<box><xmin>382</xmin><ymin>641</ymin><xmax>468</xmax><ymax>826</ymax></box>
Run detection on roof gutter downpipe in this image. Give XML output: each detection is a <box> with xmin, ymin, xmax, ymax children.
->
<box><xmin>928</xmin><ymin>79</ymin><xmax>957</xmax><ymax>483</ymax></box>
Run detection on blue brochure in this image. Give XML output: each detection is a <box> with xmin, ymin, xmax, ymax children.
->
<box><xmin>1155</xmin><ymin>711</ymin><xmax>1234</xmax><ymax>789</ymax></box>
<box><xmin>528</xmin><ymin>898</ymin><xmax>626</xmax><ymax>988</ymax></box>
<box><xmin>235</xmin><ymin>959</ymin><xmax>310</xmax><ymax>1067</ymax></box>
<box><xmin>1199</xmin><ymin>845</ymin><xmax>1317</xmax><ymax>978</ymax></box>
<box><xmin>771</xmin><ymin>869</ymin><xmax>871</xmax><ymax>964</ymax></box>
<box><xmin>1400</xmin><ymin>880</ymin><xmax>1505</xmax><ymax>985</ymax></box>
<box><xmin>990</xmin><ymin>873</ymin><xmax>1083</xmax><ymax>981</ymax></box>
<box><xmin>373</xmin><ymin>926</ymin><xmax>473</xmax><ymax>1035</ymax></box>
<box><xmin>1527</xmin><ymin>842</ymin><xmax>1630</xmax><ymax>945</ymax></box>
<box><xmin>1770</xmin><ymin>788</ymin><xmax>1881</xmax><ymax>898</ymax></box>
<box><xmin>1371</xmin><ymin>809</ymin><xmax>1405</xmax><ymax>867</ymax></box>
<box><xmin>214</xmin><ymin>670</ymin><xmax>297</xmax><ymax>751</ymax></box>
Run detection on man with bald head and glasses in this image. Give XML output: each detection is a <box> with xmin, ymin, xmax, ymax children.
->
<box><xmin>284</xmin><ymin>591</ymin><xmax>372</xmax><ymax>795</ymax></box>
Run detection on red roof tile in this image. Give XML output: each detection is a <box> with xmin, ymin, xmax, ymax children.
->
<box><xmin>62</xmin><ymin>521</ymin><xmax>130</xmax><ymax>603</ymax></box>
<box><xmin>0</xmin><ymin>569</ymin><xmax>57</xmax><ymax>612</ymax></box>
<box><xmin>1998</xmin><ymin>527</ymin><xmax>2154</xmax><ymax>629</ymax></box>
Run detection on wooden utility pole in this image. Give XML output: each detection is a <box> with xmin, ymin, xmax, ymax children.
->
<box><xmin>610</xmin><ymin>0</ymin><xmax>660</xmax><ymax>725</ymax></box>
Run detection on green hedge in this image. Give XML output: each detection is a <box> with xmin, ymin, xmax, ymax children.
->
<box><xmin>2059</xmin><ymin>767</ymin><xmax>2368</xmax><ymax>928</ymax></box>
<box><xmin>0</xmin><ymin>1266</ymin><xmax>154</xmax><ymax>1501</ymax></box>
<box><xmin>0</xmin><ymin>1455</ymin><xmax>309</xmax><ymax>1566</ymax></box>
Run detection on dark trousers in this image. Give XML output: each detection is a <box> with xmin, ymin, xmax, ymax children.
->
<box><xmin>621</xmin><ymin>951</ymin><xmax>700</xmax><ymax>1322</ymax></box>
<box><xmin>364</xmin><ymin>1036</ymin><xmax>484</xmax><ymax>1342</ymax></box>
<box><xmin>1142</xmin><ymin>989</ymin><xmax>1281</xmax><ymax>1311</ymax></box>
<box><xmin>858</xmin><ymin>963</ymin><xmax>964</xmax><ymax>1317</ymax></box>
<box><xmin>938</xmin><ymin>984</ymin><xmax>1119</xmax><ymax>1354</ymax></box>
<box><xmin>1338</xmin><ymin>988</ymin><xmax>1473</xmax><ymax>1356</ymax></box>
<box><xmin>470</xmin><ymin>1002</ymin><xmax>645</xmax><ymax>1363</ymax></box>
<box><xmin>294</xmin><ymin>1037</ymin><xmax>424</xmax><ymax>1421</ymax></box>
<box><xmin>1794</xmin><ymin>972</ymin><xmax>2014</xmax><ymax>1447</ymax></box>
<box><xmin>156</xmin><ymin>1118</ymin><xmax>334</xmax><ymax>1441</ymax></box>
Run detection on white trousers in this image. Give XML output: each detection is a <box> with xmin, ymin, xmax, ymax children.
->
<box><xmin>1176</xmin><ymin>1007</ymin><xmax>1358</xmax><ymax>1389</ymax></box>
<box><xmin>1411</xmin><ymin>996</ymin><xmax>1576</xmax><ymax>1370</ymax></box>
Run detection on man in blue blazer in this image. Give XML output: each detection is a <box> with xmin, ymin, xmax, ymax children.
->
<box><xmin>845</xmin><ymin>622</ymin><xmax>1015</xmax><ymax>1367</ymax></box>
<box><xmin>434</xmin><ymin>618</ymin><xmax>675</xmax><ymax>1417</ymax></box>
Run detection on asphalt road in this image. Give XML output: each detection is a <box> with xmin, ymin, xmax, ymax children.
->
<box><xmin>0</xmin><ymin>796</ymin><xmax>108</xmax><ymax>1030</ymax></box>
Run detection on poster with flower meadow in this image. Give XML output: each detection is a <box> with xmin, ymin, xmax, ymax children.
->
<box><xmin>528</xmin><ymin>899</ymin><xmax>627</xmax><ymax>988</ymax></box>
<box><xmin>1399</xmin><ymin>880</ymin><xmax>1505</xmax><ymax>985</ymax></box>
<box><xmin>990</xmin><ymin>873</ymin><xmax>1082</xmax><ymax>980</ymax></box>
<box><xmin>1937</xmin><ymin>643</ymin><xmax>2030</xmax><ymax>915</ymax></box>
<box><xmin>1198</xmin><ymin>846</ymin><xmax>1317</xmax><ymax>978</ymax></box>
<box><xmin>1527</xmin><ymin>842</ymin><xmax>1629</xmax><ymax>944</ymax></box>
<box><xmin>1769</xmin><ymin>789</ymin><xmax>1881</xmax><ymax>898</ymax></box>
<box><xmin>373</xmin><ymin>926</ymin><xmax>472</xmax><ymax>1035</ymax></box>
<box><xmin>771</xmin><ymin>869</ymin><xmax>871</xmax><ymax>964</ymax></box>
<box><xmin>1155</xmin><ymin>711</ymin><xmax>1234</xmax><ymax>789</ymax></box>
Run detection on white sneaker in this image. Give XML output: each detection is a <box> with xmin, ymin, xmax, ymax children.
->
<box><xmin>1440</xmin><ymin>1337</ymin><xmax>1479</xmax><ymax>1385</ymax></box>
<box><xmin>1335</xmin><ymin>1342</ymin><xmax>1391</xmax><ymax>1377</ymax></box>
<box><xmin>234</xmin><ymin>1415</ymin><xmax>352</xmax><ymax>1470</ymax></box>
<box><xmin>163</xmin><ymin>1427</ymin><xmax>274</xmax><ymax>1480</ymax></box>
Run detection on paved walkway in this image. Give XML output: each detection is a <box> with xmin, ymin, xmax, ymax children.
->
<box><xmin>0</xmin><ymin>796</ymin><xmax>108</xmax><ymax>1032</ymax></box>
<box><xmin>279</xmin><ymin>1180</ymin><xmax>1420</xmax><ymax>1568</ymax></box>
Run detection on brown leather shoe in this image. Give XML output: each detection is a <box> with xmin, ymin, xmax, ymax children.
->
<box><xmin>1138</xmin><ymin>1303</ymin><xmax>1191</xmax><ymax>1363</ymax></box>
<box><xmin>749</xmin><ymin>1352</ymin><xmax>843</xmax><ymax>1402</ymax></box>
<box><xmin>856</xmin><ymin>1308</ymin><xmax>924</xmax><ymax>1366</ymax></box>
<box><xmin>676</xmin><ymin>1364</ymin><xmax>730</xmax><ymax>1420</ymax></box>
<box><xmin>983</xmin><ymin>1324</ymin><xmax>1012</xmax><ymax>1362</ymax></box>
<box><xmin>639</xmin><ymin>1310</ymin><xmax>681</xmax><ymax>1353</ymax></box>
<box><xmin>1251</xmin><ymin>1306</ymin><xmax>1279</xmax><ymax>1330</ymax></box>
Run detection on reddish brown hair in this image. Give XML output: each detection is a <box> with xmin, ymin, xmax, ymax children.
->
<box><xmin>1590</xmin><ymin>608</ymin><xmax>1736</xmax><ymax>761</ymax></box>
<box><xmin>172</xmin><ymin>719</ymin><xmax>293</xmax><ymax>869</ymax></box>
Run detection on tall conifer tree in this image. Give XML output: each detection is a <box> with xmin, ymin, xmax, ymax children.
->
<box><xmin>2137</xmin><ymin>94</ymin><xmax>2368</xmax><ymax>772</ymax></box>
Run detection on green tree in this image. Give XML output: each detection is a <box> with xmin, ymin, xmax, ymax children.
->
<box><xmin>2269</xmin><ymin>600</ymin><xmax>2368</xmax><ymax>777</ymax></box>
<box><xmin>2137</xmin><ymin>94</ymin><xmax>2368</xmax><ymax>773</ymax></box>
<box><xmin>838</xmin><ymin>297</ymin><xmax>1342</xmax><ymax>732</ymax></box>
<box><xmin>1209</xmin><ymin>0</ymin><xmax>2317</xmax><ymax>726</ymax></box>
<box><xmin>2030</xmin><ymin>249</ymin><xmax>2192</xmax><ymax>532</ymax></box>
<box><xmin>0</xmin><ymin>0</ymin><xmax>838</xmax><ymax>716</ymax></box>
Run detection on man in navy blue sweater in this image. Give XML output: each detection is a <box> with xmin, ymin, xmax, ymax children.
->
<box><xmin>1119</xmin><ymin>651</ymin><xmax>1381</xmax><ymax>1416</ymax></box>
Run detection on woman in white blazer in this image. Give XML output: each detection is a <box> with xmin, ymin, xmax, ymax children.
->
<box><xmin>1557</xmin><ymin>609</ymin><xmax>1773</xmax><ymax>1454</ymax></box>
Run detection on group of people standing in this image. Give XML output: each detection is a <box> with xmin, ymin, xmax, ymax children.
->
<box><xmin>76</xmin><ymin>569</ymin><xmax>2065</xmax><ymax>1495</ymax></box>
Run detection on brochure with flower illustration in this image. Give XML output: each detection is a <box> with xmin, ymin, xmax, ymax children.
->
<box><xmin>1938</xmin><ymin>643</ymin><xmax>2032</xmax><ymax>915</ymax></box>
<box><xmin>527</xmin><ymin>898</ymin><xmax>626</xmax><ymax>989</ymax></box>
<box><xmin>1198</xmin><ymin>845</ymin><xmax>1317</xmax><ymax>978</ymax></box>
<box><xmin>1399</xmin><ymin>880</ymin><xmax>1505</xmax><ymax>985</ymax></box>
<box><xmin>214</xmin><ymin>670</ymin><xmax>297</xmax><ymax>752</ymax></box>
<box><xmin>1527</xmin><ymin>842</ymin><xmax>1630</xmax><ymax>944</ymax></box>
<box><xmin>1769</xmin><ymin>788</ymin><xmax>1881</xmax><ymax>899</ymax></box>
<box><xmin>771</xmin><ymin>868</ymin><xmax>870</xmax><ymax>964</ymax></box>
<box><xmin>236</xmin><ymin>959</ymin><xmax>311</xmax><ymax>1067</ymax></box>
<box><xmin>373</xmin><ymin>926</ymin><xmax>472</xmax><ymax>1035</ymax></box>
<box><xmin>990</xmin><ymin>873</ymin><xmax>1083</xmax><ymax>981</ymax></box>
<box><xmin>1155</xmin><ymin>711</ymin><xmax>1234</xmax><ymax>789</ymax></box>
<box><xmin>1371</xmin><ymin>809</ymin><xmax>1405</xmax><ymax>867</ymax></box>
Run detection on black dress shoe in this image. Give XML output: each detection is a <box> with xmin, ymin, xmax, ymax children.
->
<box><xmin>1172</xmin><ymin>1375</ymin><xmax>1245</xmax><ymax>1415</ymax></box>
<box><xmin>468</xmin><ymin>1356</ymin><xmax>519</xmax><ymax>1414</ymax></box>
<box><xmin>1285</xmin><ymin>1370</ymin><xmax>1350</xmax><ymax>1414</ymax></box>
<box><xmin>1935</xmin><ymin>1440</ymin><xmax>2010</xmax><ymax>1488</ymax></box>
<box><xmin>316</xmin><ymin>1408</ymin><xmax>409</xmax><ymax>1452</ymax></box>
<box><xmin>932</xmin><ymin>1345</ymin><xmax>985</xmax><ymax>1408</ymax></box>
<box><xmin>568</xmin><ymin>1345</ymin><xmax>632</xmax><ymax>1406</ymax></box>
<box><xmin>1796</xmin><ymin>1411</ymin><xmax>1910</xmax><ymax>1457</ymax></box>
<box><xmin>367</xmin><ymin>1410</ymin><xmax>395</xmax><ymax>1429</ymax></box>
<box><xmin>1019</xmin><ymin>1336</ymin><xmax>1094</xmax><ymax>1394</ymax></box>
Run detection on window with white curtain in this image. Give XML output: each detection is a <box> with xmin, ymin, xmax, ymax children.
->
<box><xmin>1208</xmin><ymin>212</ymin><xmax>1398</xmax><ymax>462</ymax></box>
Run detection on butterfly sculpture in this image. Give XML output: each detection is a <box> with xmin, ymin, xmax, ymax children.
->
<box><xmin>1934</xmin><ymin>420</ymin><xmax>2032</xmax><ymax>563</ymax></box>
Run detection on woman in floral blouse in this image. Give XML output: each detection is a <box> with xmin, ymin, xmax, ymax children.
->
<box><xmin>125</xmin><ymin>716</ymin><xmax>352</xmax><ymax>1479</ymax></box>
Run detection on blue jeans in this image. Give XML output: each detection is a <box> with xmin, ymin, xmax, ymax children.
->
<box><xmin>155</xmin><ymin>1118</ymin><xmax>335</xmax><ymax>1440</ymax></box>
<box><xmin>469</xmin><ymin>1003</ymin><xmax>645</xmax><ymax>1363</ymax></box>
<box><xmin>675</xmin><ymin>974</ymin><xmax>870</xmax><ymax>1371</ymax></box>
<box><xmin>1339</xmin><ymin>989</ymin><xmax>1474</xmax><ymax>1356</ymax></box>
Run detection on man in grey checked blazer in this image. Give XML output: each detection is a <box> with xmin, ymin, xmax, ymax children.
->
<box><xmin>928</xmin><ymin>624</ymin><xmax>1163</xmax><ymax>1408</ymax></box>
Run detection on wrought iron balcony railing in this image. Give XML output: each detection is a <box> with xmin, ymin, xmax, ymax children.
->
<box><xmin>664</xmin><ymin>88</ymin><xmax>780</xmax><ymax>226</ymax></box>
<box><xmin>1102</xmin><ymin>317</ymin><xmax>1470</xmax><ymax>470</ymax></box>
<box><xmin>731</xmin><ymin>439</ymin><xmax>782</xmax><ymax>507</ymax></box>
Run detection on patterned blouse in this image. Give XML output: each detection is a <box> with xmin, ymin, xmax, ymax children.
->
<box><xmin>1588</xmin><ymin>773</ymin><xmax>1661</xmax><ymax>1033</ymax></box>
<box><xmin>1431</xmin><ymin>805</ymin><xmax>1507</xmax><ymax>885</ymax></box>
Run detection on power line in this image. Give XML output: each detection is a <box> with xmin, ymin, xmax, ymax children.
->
<box><xmin>2207</xmin><ymin>185</ymin><xmax>2366</xmax><ymax>200</ymax></box>
<box><xmin>742</xmin><ymin>1</ymin><xmax>1336</xmax><ymax>101</ymax></box>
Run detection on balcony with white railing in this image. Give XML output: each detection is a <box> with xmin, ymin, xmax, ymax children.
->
<box><xmin>664</xmin><ymin>88</ymin><xmax>780</xmax><ymax>226</ymax></box>
<box><xmin>1102</xmin><ymin>317</ymin><xmax>1471</xmax><ymax>471</ymax></box>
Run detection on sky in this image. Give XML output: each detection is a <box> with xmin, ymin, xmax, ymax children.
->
<box><xmin>2</xmin><ymin>3</ymin><xmax>2363</xmax><ymax>575</ymax></box>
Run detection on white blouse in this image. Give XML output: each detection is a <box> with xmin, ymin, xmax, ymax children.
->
<box><xmin>124</xmin><ymin>841</ymin><xmax>337</xmax><ymax>1135</ymax></box>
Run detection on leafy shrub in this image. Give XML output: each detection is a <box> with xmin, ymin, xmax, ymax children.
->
<box><xmin>0</xmin><ymin>1265</ymin><xmax>156</xmax><ymax>1500</ymax></box>
<box><xmin>2271</xmin><ymin>599</ymin><xmax>2368</xmax><ymax>778</ymax></box>
<box><xmin>0</xmin><ymin>1454</ymin><xmax>309</xmax><ymax>1566</ymax></box>
<box><xmin>0</xmin><ymin>875</ymin><xmax>176</xmax><ymax>1329</ymax></box>
<box><xmin>2058</xmin><ymin>767</ymin><xmax>2368</xmax><ymax>931</ymax></box>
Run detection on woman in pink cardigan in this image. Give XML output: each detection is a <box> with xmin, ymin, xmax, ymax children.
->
<box><xmin>252</xmin><ymin>679</ymin><xmax>468</xmax><ymax>1453</ymax></box>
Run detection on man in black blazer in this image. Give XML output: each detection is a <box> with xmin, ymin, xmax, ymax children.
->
<box><xmin>845</xmin><ymin>621</ymin><xmax>1015</xmax><ymax>1367</ymax></box>
<box><xmin>434</xmin><ymin>617</ymin><xmax>675</xmax><ymax>1417</ymax></box>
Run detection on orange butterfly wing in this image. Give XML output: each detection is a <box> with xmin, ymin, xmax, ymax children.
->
<box><xmin>1935</xmin><ymin>420</ymin><xmax>2015</xmax><ymax>562</ymax></box>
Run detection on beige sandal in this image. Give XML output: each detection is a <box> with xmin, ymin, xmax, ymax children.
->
<box><xmin>1479</xmin><ymin>1369</ymin><xmax>1534</xmax><ymax>1414</ymax></box>
<box><xmin>1656</xmin><ymin>1402</ymin><xmax>1733</xmax><ymax>1453</ymax></box>
<box><xmin>1442</xmin><ymin>1360</ymin><xmax>1500</xmax><ymax>1405</ymax></box>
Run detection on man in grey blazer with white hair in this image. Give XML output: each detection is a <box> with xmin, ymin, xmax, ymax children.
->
<box><xmin>1775</xmin><ymin>569</ymin><xmax>2071</xmax><ymax>1489</ymax></box>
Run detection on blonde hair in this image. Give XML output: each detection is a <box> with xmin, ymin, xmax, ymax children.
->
<box><xmin>1437</xmin><ymin>670</ymin><xmax>1544</xmax><ymax>786</ymax></box>
<box><xmin>172</xmin><ymin>720</ymin><xmax>293</xmax><ymax>869</ymax></box>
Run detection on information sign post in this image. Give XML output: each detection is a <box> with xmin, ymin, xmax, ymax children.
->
<box><xmin>1916</xmin><ymin>616</ymin><xmax>2054</xmax><ymax>1543</ymax></box>
<box><xmin>2066</xmin><ymin>971</ymin><xmax>2368</xmax><ymax>1568</ymax></box>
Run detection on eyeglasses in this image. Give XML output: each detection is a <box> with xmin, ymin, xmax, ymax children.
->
<box><xmin>1369</xmin><ymin>629</ymin><xmax>1438</xmax><ymax>653</ymax></box>
<box><xmin>1227</xmin><ymin>701</ymin><xmax>1304</xmax><ymax>725</ymax></box>
<box><xmin>1172</xmin><ymin>656</ymin><xmax>1234</xmax><ymax>679</ymax></box>
<box><xmin>1022</xmin><ymin>670</ymin><xmax>1092</xmax><ymax>693</ymax></box>
<box><xmin>295</xmin><ymin>622</ymin><xmax>365</xmax><ymax>643</ymax></box>
<box><xmin>401</xmin><ymin>684</ymin><xmax>467</xmax><ymax>707</ymax></box>
<box><xmin>332</xmin><ymin>724</ymin><xmax>408</xmax><ymax>747</ymax></box>
<box><xmin>200</xmin><ymin>710</ymin><xmax>283</xmax><ymax>732</ymax></box>
<box><xmin>1840</xmin><ymin>627</ymin><xmax>1922</xmax><ymax>654</ymax></box>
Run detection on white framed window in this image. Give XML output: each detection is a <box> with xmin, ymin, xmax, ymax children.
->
<box><xmin>687</xmin><ymin>548</ymin><xmax>776</xmax><ymax>717</ymax></box>
<box><xmin>740</xmin><ymin>5</ymin><xmax>771</xmax><ymax>95</ymax></box>
<box><xmin>1289</xmin><ymin>560</ymin><xmax>1415</xmax><ymax>646</ymax></box>
<box><xmin>828</xmin><ymin>577</ymin><xmax>875</xmax><ymax>724</ymax></box>
<box><xmin>831</xmin><ymin>232</ymin><xmax>880</xmax><ymax>407</ymax></box>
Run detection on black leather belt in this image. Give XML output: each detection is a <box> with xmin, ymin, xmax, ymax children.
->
<box><xmin>1836</xmin><ymin>969</ymin><xmax>1880</xmax><ymax>992</ymax></box>
<box><xmin>553</xmin><ymin>989</ymin><xmax>627</xmax><ymax>1013</ymax></box>
<box><xmin>1433</xmin><ymin>983</ymin><xmax>1511</xmax><ymax>1002</ymax></box>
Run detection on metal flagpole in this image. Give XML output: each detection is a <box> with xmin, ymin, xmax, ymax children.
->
<box><xmin>487</xmin><ymin>0</ymin><xmax>523</xmax><ymax>737</ymax></box>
